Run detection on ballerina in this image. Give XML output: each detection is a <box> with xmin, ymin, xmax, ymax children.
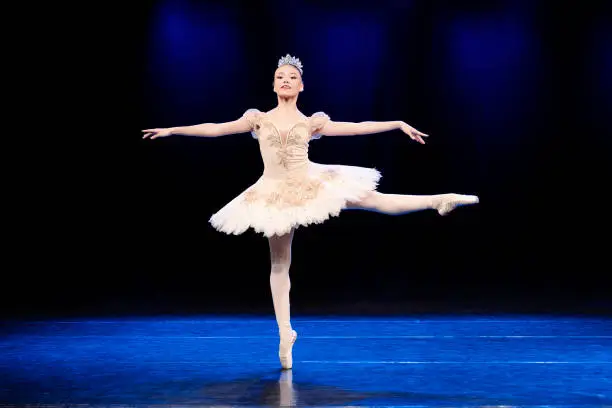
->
<box><xmin>142</xmin><ymin>53</ymin><xmax>479</xmax><ymax>369</ymax></box>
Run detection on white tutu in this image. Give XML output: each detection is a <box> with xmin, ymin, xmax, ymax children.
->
<box><xmin>210</xmin><ymin>163</ymin><xmax>381</xmax><ymax>237</ymax></box>
<box><xmin>208</xmin><ymin>109</ymin><xmax>381</xmax><ymax>237</ymax></box>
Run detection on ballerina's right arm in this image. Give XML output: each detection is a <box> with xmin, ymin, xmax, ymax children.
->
<box><xmin>142</xmin><ymin>115</ymin><xmax>252</xmax><ymax>139</ymax></box>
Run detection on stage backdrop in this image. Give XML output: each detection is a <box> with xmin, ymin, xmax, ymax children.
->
<box><xmin>8</xmin><ymin>0</ymin><xmax>610</xmax><ymax>318</ymax></box>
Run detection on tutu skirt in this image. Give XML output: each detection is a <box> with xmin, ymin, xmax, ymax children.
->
<box><xmin>209</xmin><ymin>162</ymin><xmax>381</xmax><ymax>237</ymax></box>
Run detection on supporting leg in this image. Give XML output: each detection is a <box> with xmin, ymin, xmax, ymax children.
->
<box><xmin>268</xmin><ymin>229</ymin><xmax>297</xmax><ymax>369</ymax></box>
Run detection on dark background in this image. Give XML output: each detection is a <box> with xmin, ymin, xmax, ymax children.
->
<box><xmin>6</xmin><ymin>0</ymin><xmax>611</xmax><ymax>319</ymax></box>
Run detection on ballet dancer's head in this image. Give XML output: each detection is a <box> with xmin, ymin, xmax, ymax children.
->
<box><xmin>273</xmin><ymin>54</ymin><xmax>304</xmax><ymax>98</ymax></box>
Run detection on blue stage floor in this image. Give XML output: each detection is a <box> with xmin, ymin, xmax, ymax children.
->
<box><xmin>1</xmin><ymin>315</ymin><xmax>611</xmax><ymax>406</ymax></box>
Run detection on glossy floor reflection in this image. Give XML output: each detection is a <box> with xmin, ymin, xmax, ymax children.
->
<box><xmin>1</xmin><ymin>316</ymin><xmax>611</xmax><ymax>406</ymax></box>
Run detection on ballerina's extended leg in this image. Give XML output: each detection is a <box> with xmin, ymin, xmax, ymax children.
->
<box><xmin>268</xmin><ymin>229</ymin><xmax>297</xmax><ymax>370</ymax></box>
<box><xmin>347</xmin><ymin>192</ymin><xmax>479</xmax><ymax>215</ymax></box>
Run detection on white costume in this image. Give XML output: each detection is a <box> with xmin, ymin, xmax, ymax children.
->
<box><xmin>209</xmin><ymin>110</ymin><xmax>380</xmax><ymax>237</ymax></box>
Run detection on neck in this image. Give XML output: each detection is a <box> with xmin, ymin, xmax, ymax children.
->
<box><xmin>276</xmin><ymin>95</ymin><xmax>298</xmax><ymax>111</ymax></box>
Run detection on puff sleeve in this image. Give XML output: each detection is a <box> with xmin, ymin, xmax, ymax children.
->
<box><xmin>309</xmin><ymin>111</ymin><xmax>330</xmax><ymax>140</ymax></box>
<box><xmin>242</xmin><ymin>108</ymin><xmax>262</xmax><ymax>139</ymax></box>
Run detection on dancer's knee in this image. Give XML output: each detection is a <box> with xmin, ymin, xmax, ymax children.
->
<box><xmin>270</xmin><ymin>258</ymin><xmax>291</xmax><ymax>291</ymax></box>
<box><xmin>347</xmin><ymin>191</ymin><xmax>380</xmax><ymax>210</ymax></box>
<box><xmin>347</xmin><ymin>191</ymin><xmax>395</xmax><ymax>213</ymax></box>
<box><xmin>271</xmin><ymin>258</ymin><xmax>291</xmax><ymax>275</ymax></box>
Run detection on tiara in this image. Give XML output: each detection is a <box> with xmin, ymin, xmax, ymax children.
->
<box><xmin>277</xmin><ymin>54</ymin><xmax>303</xmax><ymax>75</ymax></box>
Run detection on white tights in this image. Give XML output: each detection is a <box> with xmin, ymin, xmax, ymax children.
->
<box><xmin>269</xmin><ymin>229</ymin><xmax>294</xmax><ymax>339</ymax></box>
<box><xmin>346</xmin><ymin>191</ymin><xmax>438</xmax><ymax>214</ymax></box>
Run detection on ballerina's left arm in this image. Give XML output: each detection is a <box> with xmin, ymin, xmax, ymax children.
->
<box><xmin>319</xmin><ymin>120</ymin><xmax>429</xmax><ymax>144</ymax></box>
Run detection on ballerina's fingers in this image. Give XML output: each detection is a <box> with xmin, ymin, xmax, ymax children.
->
<box><xmin>413</xmin><ymin>129</ymin><xmax>429</xmax><ymax>144</ymax></box>
<box><xmin>411</xmin><ymin>132</ymin><xmax>425</xmax><ymax>144</ymax></box>
<box><xmin>142</xmin><ymin>129</ymin><xmax>158</xmax><ymax>139</ymax></box>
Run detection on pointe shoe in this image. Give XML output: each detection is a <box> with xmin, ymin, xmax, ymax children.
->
<box><xmin>279</xmin><ymin>329</ymin><xmax>297</xmax><ymax>370</ymax></box>
<box><xmin>434</xmin><ymin>194</ymin><xmax>479</xmax><ymax>216</ymax></box>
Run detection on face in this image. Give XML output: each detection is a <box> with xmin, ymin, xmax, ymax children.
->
<box><xmin>273</xmin><ymin>64</ymin><xmax>303</xmax><ymax>97</ymax></box>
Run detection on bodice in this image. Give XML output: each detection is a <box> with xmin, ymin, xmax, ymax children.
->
<box><xmin>255</xmin><ymin>120</ymin><xmax>312</xmax><ymax>177</ymax></box>
<box><xmin>243</xmin><ymin>109</ymin><xmax>330</xmax><ymax>179</ymax></box>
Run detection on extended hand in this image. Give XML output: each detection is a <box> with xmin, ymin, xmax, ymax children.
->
<box><xmin>142</xmin><ymin>128</ymin><xmax>173</xmax><ymax>139</ymax></box>
<box><xmin>399</xmin><ymin>122</ymin><xmax>428</xmax><ymax>144</ymax></box>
